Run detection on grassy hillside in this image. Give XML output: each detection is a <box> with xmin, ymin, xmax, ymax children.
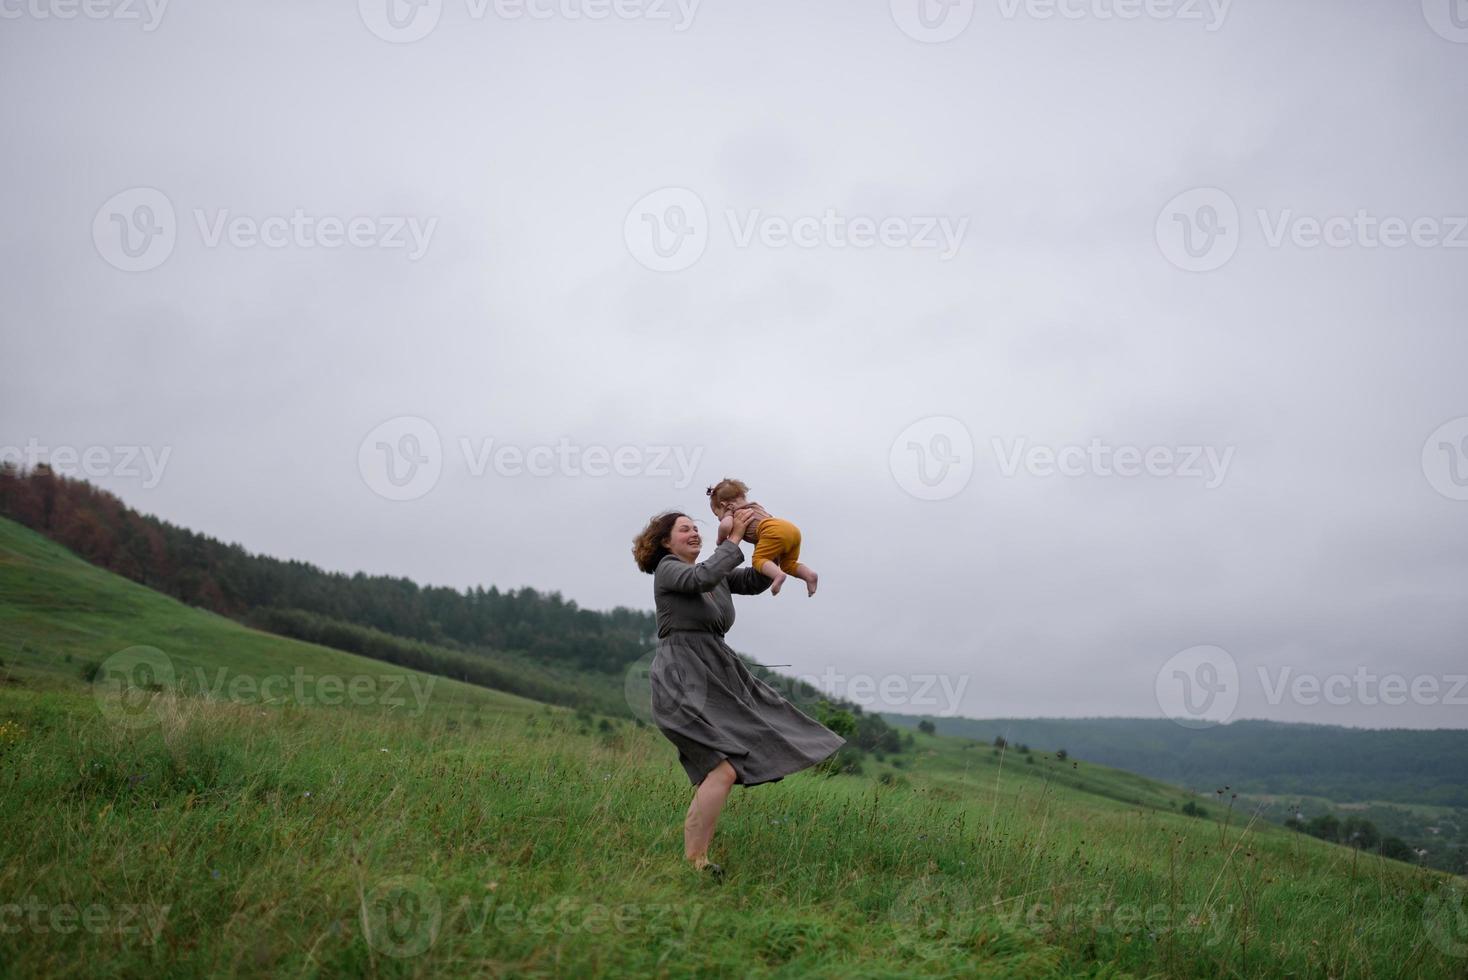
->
<box><xmin>2</xmin><ymin>519</ymin><xmax>1466</xmax><ymax>977</ymax></box>
<box><xmin>878</xmin><ymin>715</ymin><xmax>1468</xmax><ymax>807</ymax></box>
<box><xmin>0</xmin><ymin>470</ymin><xmax>912</xmax><ymax>765</ymax></box>
<box><xmin>882</xmin><ymin>713</ymin><xmax>1468</xmax><ymax>876</ymax></box>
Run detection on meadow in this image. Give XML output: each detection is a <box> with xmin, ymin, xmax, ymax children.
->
<box><xmin>2</xmin><ymin>519</ymin><xmax>1465</xmax><ymax>977</ymax></box>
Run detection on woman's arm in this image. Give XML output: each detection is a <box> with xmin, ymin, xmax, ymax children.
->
<box><xmin>655</xmin><ymin>539</ymin><xmax>746</xmax><ymax>594</ymax></box>
<box><xmin>716</xmin><ymin>513</ymin><xmax>734</xmax><ymax>545</ymax></box>
<box><xmin>727</xmin><ymin>565</ymin><xmax>774</xmax><ymax>595</ymax></box>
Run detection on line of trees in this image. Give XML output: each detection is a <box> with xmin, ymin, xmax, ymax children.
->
<box><xmin>0</xmin><ymin>465</ymin><xmax>913</xmax><ymax>755</ymax></box>
<box><xmin>0</xmin><ymin>464</ymin><xmax>654</xmax><ymax>674</ymax></box>
<box><xmin>1284</xmin><ymin>813</ymin><xmax>1417</xmax><ymax>863</ymax></box>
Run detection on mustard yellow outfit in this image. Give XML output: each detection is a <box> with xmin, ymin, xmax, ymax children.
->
<box><xmin>720</xmin><ymin>499</ymin><xmax>803</xmax><ymax>575</ymax></box>
<box><xmin>750</xmin><ymin>517</ymin><xmax>802</xmax><ymax>576</ymax></box>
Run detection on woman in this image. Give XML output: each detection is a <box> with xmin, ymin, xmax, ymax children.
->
<box><xmin>632</xmin><ymin>509</ymin><xmax>847</xmax><ymax>878</ymax></box>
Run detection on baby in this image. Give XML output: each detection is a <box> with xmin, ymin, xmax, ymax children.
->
<box><xmin>707</xmin><ymin>478</ymin><xmax>818</xmax><ymax>596</ymax></box>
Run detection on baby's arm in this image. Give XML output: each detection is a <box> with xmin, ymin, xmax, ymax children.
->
<box><xmin>716</xmin><ymin>513</ymin><xmax>734</xmax><ymax>545</ymax></box>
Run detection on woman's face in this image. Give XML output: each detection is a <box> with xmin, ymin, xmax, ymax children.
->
<box><xmin>663</xmin><ymin>514</ymin><xmax>702</xmax><ymax>562</ymax></box>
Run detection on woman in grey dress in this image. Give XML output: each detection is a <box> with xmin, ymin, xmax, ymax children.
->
<box><xmin>632</xmin><ymin>509</ymin><xmax>847</xmax><ymax>876</ymax></box>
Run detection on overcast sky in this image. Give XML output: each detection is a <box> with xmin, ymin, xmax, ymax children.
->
<box><xmin>3</xmin><ymin>0</ymin><xmax>1466</xmax><ymax>729</ymax></box>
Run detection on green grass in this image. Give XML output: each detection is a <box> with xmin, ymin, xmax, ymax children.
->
<box><xmin>1</xmin><ymin>518</ymin><xmax>1465</xmax><ymax>977</ymax></box>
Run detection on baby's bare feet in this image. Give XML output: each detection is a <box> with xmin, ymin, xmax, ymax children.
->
<box><xmin>806</xmin><ymin>571</ymin><xmax>818</xmax><ymax>597</ymax></box>
<box><xmin>769</xmin><ymin>571</ymin><xmax>786</xmax><ymax>596</ymax></box>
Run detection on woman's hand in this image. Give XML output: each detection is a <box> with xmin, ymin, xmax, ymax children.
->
<box><xmin>728</xmin><ymin>507</ymin><xmax>755</xmax><ymax>543</ymax></box>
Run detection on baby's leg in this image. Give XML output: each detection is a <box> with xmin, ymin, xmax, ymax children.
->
<box><xmin>757</xmin><ymin>559</ymin><xmax>788</xmax><ymax>595</ymax></box>
<box><xmin>792</xmin><ymin>563</ymin><xmax>818</xmax><ymax>596</ymax></box>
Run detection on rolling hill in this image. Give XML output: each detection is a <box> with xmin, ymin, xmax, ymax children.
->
<box><xmin>2</xmin><ymin>517</ymin><xmax>1465</xmax><ymax>976</ymax></box>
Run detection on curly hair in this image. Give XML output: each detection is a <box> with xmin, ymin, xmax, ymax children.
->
<box><xmin>705</xmin><ymin>477</ymin><xmax>749</xmax><ymax>516</ymax></box>
<box><xmin>632</xmin><ymin>511</ymin><xmax>691</xmax><ymax>574</ymax></box>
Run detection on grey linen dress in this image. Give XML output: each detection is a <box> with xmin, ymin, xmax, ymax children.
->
<box><xmin>649</xmin><ymin>538</ymin><xmax>846</xmax><ymax>787</ymax></box>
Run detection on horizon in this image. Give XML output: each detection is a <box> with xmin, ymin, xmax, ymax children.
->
<box><xmin>9</xmin><ymin>471</ymin><xmax>1465</xmax><ymax>733</ymax></box>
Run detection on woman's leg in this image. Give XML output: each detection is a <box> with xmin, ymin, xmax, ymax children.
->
<box><xmin>684</xmin><ymin>759</ymin><xmax>738</xmax><ymax>867</ymax></box>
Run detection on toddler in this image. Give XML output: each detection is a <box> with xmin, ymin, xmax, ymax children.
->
<box><xmin>707</xmin><ymin>478</ymin><xmax>818</xmax><ymax>597</ymax></box>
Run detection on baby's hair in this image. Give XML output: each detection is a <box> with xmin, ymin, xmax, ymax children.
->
<box><xmin>706</xmin><ymin>477</ymin><xmax>749</xmax><ymax>515</ymax></box>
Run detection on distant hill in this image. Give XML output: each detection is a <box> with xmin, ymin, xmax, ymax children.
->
<box><xmin>879</xmin><ymin>714</ymin><xmax>1468</xmax><ymax>808</ymax></box>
